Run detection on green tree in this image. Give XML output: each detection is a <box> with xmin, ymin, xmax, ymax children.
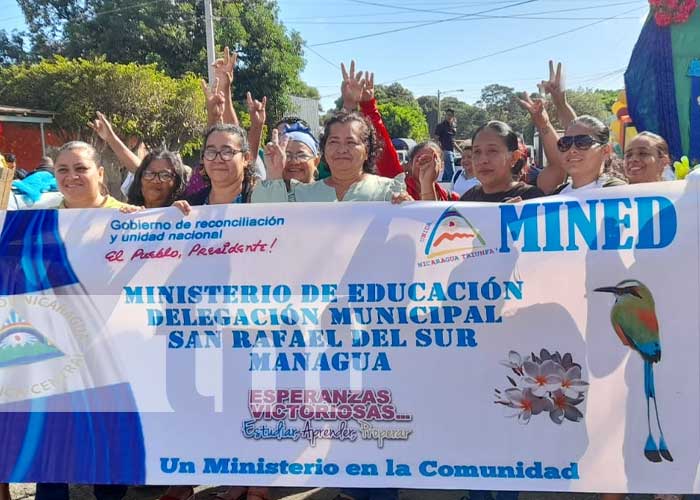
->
<box><xmin>9</xmin><ymin>0</ymin><xmax>315</xmax><ymax>122</ymax></box>
<box><xmin>418</xmin><ymin>95</ymin><xmax>487</xmax><ymax>140</ymax></box>
<box><xmin>476</xmin><ymin>83</ymin><xmax>530</xmax><ymax>133</ymax></box>
<box><xmin>374</xmin><ymin>83</ymin><xmax>417</xmax><ymax>108</ymax></box>
<box><xmin>377</xmin><ymin>102</ymin><xmax>429</xmax><ymax>141</ymax></box>
<box><xmin>0</xmin><ymin>57</ymin><xmax>206</xmax><ymax>153</ymax></box>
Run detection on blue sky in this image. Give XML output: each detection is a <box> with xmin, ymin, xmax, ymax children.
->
<box><xmin>1</xmin><ymin>0</ymin><xmax>650</xmax><ymax>110</ymax></box>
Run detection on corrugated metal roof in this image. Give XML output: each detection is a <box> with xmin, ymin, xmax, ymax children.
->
<box><xmin>0</xmin><ymin>106</ymin><xmax>55</xmax><ymax>118</ymax></box>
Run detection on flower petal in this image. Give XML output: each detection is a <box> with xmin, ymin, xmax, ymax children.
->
<box><xmin>549</xmin><ymin>407</ymin><xmax>564</xmax><ymax>424</ymax></box>
<box><xmin>564</xmin><ymin>405</ymin><xmax>584</xmax><ymax>422</ymax></box>
<box><xmin>523</xmin><ymin>360</ymin><xmax>540</xmax><ymax>377</ymax></box>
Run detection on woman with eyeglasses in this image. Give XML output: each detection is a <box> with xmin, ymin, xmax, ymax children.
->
<box><xmin>253</xmin><ymin>111</ymin><xmax>410</xmax><ymax>204</ymax></box>
<box><xmin>278</xmin><ymin>122</ymin><xmax>321</xmax><ymax>186</ymax></box>
<box><xmin>126</xmin><ymin>151</ymin><xmax>188</xmax><ymax>208</ymax></box>
<box><xmin>173</xmin><ymin>124</ymin><xmax>257</xmax><ymax>214</ymax></box>
<box><xmin>167</xmin><ymin>124</ymin><xmax>268</xmax><ymax>500</ymax></box>
<box><xmin>549</xmin><ymin>115</ymin><xmax>626</xmax><ymax>194</ymax></box>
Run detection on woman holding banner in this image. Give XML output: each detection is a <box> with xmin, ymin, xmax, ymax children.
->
<box><xmin>0</xmin><ymin>141</ymin><xmax>145</xmax><ymax>500</ymax></box>
<box><xmin>168</xmin><ymin>123</ymin><xmax>270</xmax><ymax>500</ymax></box>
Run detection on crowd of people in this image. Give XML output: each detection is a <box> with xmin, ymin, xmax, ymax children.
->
<box><xmin>0</xmin><ymin>52</ymin><xmax>696</xmax><ymax>500</ymax></box>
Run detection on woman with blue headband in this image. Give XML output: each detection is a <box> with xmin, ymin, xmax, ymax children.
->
<box><xmin>279</xmin><ymin>122</ymin><xmax>321</xmax><ymax>187</ymax></box>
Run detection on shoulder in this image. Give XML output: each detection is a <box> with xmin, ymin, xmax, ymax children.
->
<box><xmin>183</xmin><ymin>188</ymin><xmax>210</xmax><ymax>206</ymax></box>
<box><xmin>459</xmin><ymin>185</ymin><xmax>483</xmax><ymax>201</ymax></box>
<box><xmin>103</xmin><ymin>196</ymin><xmax>130</xmax><ymax>209</ymax></box>
<box><xmin>514</xmin><ymin>182</ymin><xmax>546</xmax><ymax>200</ymax></box>
<box><xmin>602</xmin><ymin>175</ymin><xmax>627</xmax><ymax>188</ymax></box>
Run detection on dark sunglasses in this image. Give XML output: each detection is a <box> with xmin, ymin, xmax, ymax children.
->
<box><xmin>556</xmin><ymin>135</ymin><xmax>605</xmax><ymax>153</ymax></box>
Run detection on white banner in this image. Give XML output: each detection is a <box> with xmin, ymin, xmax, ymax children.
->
<box><xmin>0</xmin><ymin>179</ymin><xmax>698</xmax><ymax>493</ymax></box>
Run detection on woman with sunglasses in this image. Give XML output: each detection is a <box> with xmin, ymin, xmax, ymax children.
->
<box><xmin>126</xmin><ymin>151</ymin><xmax>188</xmax><ymax>208</ymax></box>
<box><xmin>549</xmin><ymin>116</ymin><xmax>626</xmax><ymax>194</ymax></box>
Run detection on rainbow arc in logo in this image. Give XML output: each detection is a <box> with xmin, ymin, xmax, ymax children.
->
<box><xmin>0</xmin><ymin>310</ymin><xmax>64</xmax><ymax>368</ymax></box>
<box><xmin>424</xmin><ymin>206</ymin><xmax>486</xmax><ymax>258</ymax></box>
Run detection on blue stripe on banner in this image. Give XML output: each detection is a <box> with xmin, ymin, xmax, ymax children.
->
<box><xmin>9</xmin><ymin>397</ymin><xmax>47</xmax><ymax>482</ymax></box>
<box><xmin>0</xmin><ymin>210</ymin><xmax>80</xmax><ymax>295</ymax></box>
<box><xmin>0</xmin><ymin>384</ymin><xmax>146</xmax><ymax>484</ymax></box>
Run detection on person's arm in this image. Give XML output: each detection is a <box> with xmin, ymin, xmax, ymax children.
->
<box><xmin>517</xmin><ymin>93</ymin><xmax>566</xmax><ymax>194</ymax></box>
<box><xmin>246</xmin><ymin>91</ymin><xmax>267</xmax><ymax>164</ymax></box>
<box><xmin>88</xmin><ymin>111</ymin><xmax>143</xmax><ymax>173</ymax></box>
<box><xmin>212</xmin><ymin>47</ymin><xmax>239</xmax><ymax>126</ymax></box>
<box><xmin>540</xmin><ymin>60</ymin><xmax>576</xmax><ymax>129</ymax></box>
<box><xmin>202</xmin><ymin>78</ymin><xmax>225</xmax><ymax>127</ymax></box>
<box><xmin>339</xmin><ymin>65</ymin><xmax>403</xmax><ymax>179</ymax></box>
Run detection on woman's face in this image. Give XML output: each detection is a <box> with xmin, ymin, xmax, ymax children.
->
<box><xmin>461</xmin><ymin>148</ymin><xmax>474</xmax><ymax>176</ymax></box>
<box><xmin>324</xmin><ymin>121</ymin><xmax>368</xmax><ymax>178</ymax></box>
<box><xmin>203</xmin><ymin>131</ymin><xmax>247</xmax><ymax>187</ymax></box>
<box><xmin>55</xmin><ymin>148</ymin><xmax>104</xmax><ymax>207</ymax></box>
<box><xmin>624</xmin><ymin>135</ymin><xmax>666</xmax><ymax>184</ymax></box>
<box><xmin>140</xmin><ymin>158</ymin><xmax>177</xmax><ymax>208</ymax></box>
<box><xmin>561</xmin><ymin>122</ymin><xmax>608</xmax><ymax>181</ymax></box>
<box><xmin>472</xmin><ymin>129</ymin><xmax>516</xmax><ymax>191</ymax></box>
<box><xmin>284</xmin><ymin>141</ymin><xmax>318</xmax><ymax>184</ymax></box>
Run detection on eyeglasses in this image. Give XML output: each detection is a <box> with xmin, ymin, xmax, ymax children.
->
<box><xmin>143</xmin><ymin>170</ymin><xmax>175</xmax><ymax>182</ymax></box>
<box><xmin>556</xmin><ymin>135</ymin><xmax>606</xmax><ymax>153</ymax></box>
<box><xmin>286</xmin><ymin>152</ymin><xmax>316</xmax><ymax>162</ymax></box>
<box><xmin>203</xmin><ymin>148</ymin><xmax>244</xmax><ymax>161</ymax></box>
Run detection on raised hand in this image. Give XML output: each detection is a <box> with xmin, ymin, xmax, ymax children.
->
<box><xmin>201</xmin><ymin>77</ymin><xmax>225</xmax><ymax>125</ymax></box>
<box><xmin>341</xmin><ymin>60</ymin><xmax>366</xmax><ymax>110</ymax></box>
<box><xmin>263</xmin><ymin>129</ymin><xmax>289</xmax><ymax>181</ymax></box>
<box><xmin>212</xmin><ymin>46</ymin><xmax>237</xmax><ymax>89</ymax></box>
<box><xmin>416</xmin><ymin>148</ymin><xmax>442</xmax><ymax>186</ymax></box>
<box><xmin>246</xmin><ymin>91</ymin><xmax>267</xmax><ymax>130</ymax></box>
<box><xmin>88</xmin><ymin>111</ymin><xmax>116</xmax><ymax>142</ymax></box>
<box><xmin>360</xmin><ymin>71</ymin><xmax>375</xmax><ymax>103</ymax></box>
<box><xmin>517</xmin><ymin>92</ymin><xmax>550</xmax><ymax>130</ymax></box>
<box><xmin>539</xmin><ymin>60</ymin><xmax>566</xmax><ymax>104</ymax></box>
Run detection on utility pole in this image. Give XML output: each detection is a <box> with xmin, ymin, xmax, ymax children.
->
<box><xmin>204</xmin><ymin>0</ymin><xmax>216</xmax><ymax>84</ymax></box>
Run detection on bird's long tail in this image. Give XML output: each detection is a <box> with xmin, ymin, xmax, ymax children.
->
<box><xmin>645</xmin><ymin>360</ymin><xmax>673</xmax><ymax>461</ymax></box>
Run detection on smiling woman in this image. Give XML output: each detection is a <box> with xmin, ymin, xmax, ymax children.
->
<box><xmin>252</xmin><ymin>112</ymin><xmax>408</xmax><ymax>203</ymax></box>
<box><xmin>127</xmin><ymin>150</ymin><xmax>188</xmax><ymax>208</ymax></box>
<box><xmin>54</xmin><ymin>142</ymin><xmax>131</xmax><ymax>209</ymax></box>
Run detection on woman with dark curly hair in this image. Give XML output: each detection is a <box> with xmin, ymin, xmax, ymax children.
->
<box><xmin>126</xmin><ymin>150</ymin><xmax>188</xmax><ymax>208</ymax></box>
<box><xmin>252</xmin><ymin>111</ymin><xmax>410</xmax><ymax>203</ymax></box>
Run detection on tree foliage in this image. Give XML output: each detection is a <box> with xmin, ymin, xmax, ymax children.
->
<box><xmin>5</xmin><ymin>0</ymin><xmax>316</xmax><ymax>122</ymax></box>
<box><xmin>374</xmin><ymin>83</ymin><xmax>417</xmax><ymax>108</ymax></box>
<box><xmin>0</xmin><ymin>57</ymin><xmax>206</xmax><ymax>154</ymax></box>
<box><xmin>377</xmin><ymin>102</ymin><xmax>429</xmax><ymax>141</ymax></box>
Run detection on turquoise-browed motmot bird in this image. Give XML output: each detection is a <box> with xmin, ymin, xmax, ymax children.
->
<box><xmin>595</xmin><ymin>279</ymin><xmax>673</xmax><ymax>463</ymax></box>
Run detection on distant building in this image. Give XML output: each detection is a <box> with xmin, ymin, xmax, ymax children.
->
<box><xmin>0</xmin><ymin>106</ymin><xmax>61</xmax><ymax>171</ymax></box>
<box><xmin>288</xmin><ymin>96</ymin><xmax>321</xmax><ymax>137</ymax></box>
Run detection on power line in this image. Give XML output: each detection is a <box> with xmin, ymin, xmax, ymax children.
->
<box><xmin>308</xmin><ymin>0</ymin><xmax>538</xmax><ymax>47</ymax></box>
<box><xmin>283</xmin><ymin>0</ymin><xmax>644</xmax><ymax>21</ymax></box>
<box><xmin>289</xmin><ymin>15</ymin><xmax>640</xmax><ymax>25</ymax></box>
<box><xmin>380</xmin><ymin>5</ymin><xmax>644</xmax><ymax>84</ymax></box>
<box><xmin>303</xmin><ymin>44</ymin><xmax>338</xmax><ymax>69</ymax></box>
